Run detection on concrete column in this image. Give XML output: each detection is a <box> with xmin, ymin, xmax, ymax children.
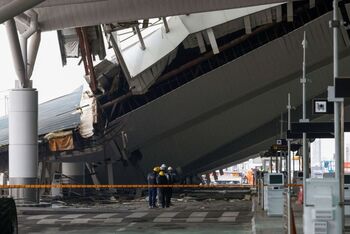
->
<box><xmin>9</xmin><ymin>88</ymin><xmax>38</xmax><ymax>203</ymax></box>
<box><xmin>62</xmin><ymin>162</ymin><xmax>85</xmax><ymax>184</ymax></box>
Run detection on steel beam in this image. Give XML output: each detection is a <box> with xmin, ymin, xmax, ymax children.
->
<box><xmin>0</xmin><ymin>0</ymin><xmax>45</xmax><ymax>24</ymax></box>
<box><xmin>5</xmin><ymin>19</ymin><xmax>26</xmax><ymax>88</ymax></box>
<box><xmin>19</xmin><ymin>10</ymin><xmax>38</xmax><ymax>80</ymax></box>
<box><xmin>109</xmin><ymin>31</ymin><xmax>132</xmax><ymax>81</ymax></box>
<box><xmin>27</xmin><ymin>31</ymin><xmax>41</xmax><ymax>79</ymax></box>
<box><xmin>162</xmin><ymin>17</ymin><xmax>170</xmax><ymax>33</ymax></box>
<box><xmin>206</xmin><ymin>28</ymin><xmax>219</xmax><ymax>54</ymax></box>
<box><xmin>196</xmin><ymin>32</ymin><xmax>206</xmax><ymax>54</ymax></box>
<box><xmin>134</xmin><ymin>25</ymin><xmax>146</xmax><ymax>50</ymax></box>
<box><xmin>244</xmin><ymin>16</ymin><xmax>252</xmax><ymax>34</ymax></box>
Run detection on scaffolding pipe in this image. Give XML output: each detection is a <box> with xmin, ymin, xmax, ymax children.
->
<box><xmin>0</xmin><ymin>0</ymin><xmax>45</xmax><ymax>24</ymax></box>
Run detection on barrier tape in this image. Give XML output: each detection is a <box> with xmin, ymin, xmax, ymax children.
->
<box><xmin>0</xmin><ymin>184</ymin><xmax>302</xmax><ymax>189</ymax></box>
<box><xmin>0</xmin><ymin>184</ymin><xmax>253</xmax><ymax>189</ymax></box>
<box><xmin>261</xmin><ymin>184</ymin><xmax>303</xmax><ymax>187</ymax></box>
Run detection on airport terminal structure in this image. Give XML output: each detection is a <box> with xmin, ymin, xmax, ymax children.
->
<box><xmin>0</xmin><ymin>0</ymin><xmax>350</xmax><ymax>233</ymax></box>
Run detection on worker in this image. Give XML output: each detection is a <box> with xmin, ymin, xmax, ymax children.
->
<box><xmin>246</xmin><ymin>169</ymin><xmax>254</xmax><ymax>185</ymax></box>
<box><xmin>160</xmin><ymin>164</ymin><xmax>167</xmax><ymax>171</ymax></box>
<box><xmin>156</xmin><ymin>170</ymin><xmax>169</xmax><ymax>208</ymax></box>
<box><xmin>147</xmin><ymin>167</ymin><xmax>159</xmax><ymax>208</ymax></box>
<box><xmin>157</xmin><ymin>164</ymin><xmax>167</xmax><ymax>206</ymax></box>
<box><xmin>166</xmin><ymin>166</ymin><xmax>176</xmax><ymax>206</ymax></box>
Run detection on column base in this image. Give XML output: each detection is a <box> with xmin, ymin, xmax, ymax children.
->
<box><xmin>9</xmin><ymin>177</ymin><xmax>38</xmax><ymax>204</ymax></box>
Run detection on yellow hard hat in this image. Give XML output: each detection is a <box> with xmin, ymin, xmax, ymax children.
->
<box><xmin>159</xmin><ymin>171</ymin><xmax>165</xmax><ymax>176</ymax></box>
<box><xmin>153</xmin><ymin>167</ymin><xmax>160</xmax><ymax>172</ymax></box>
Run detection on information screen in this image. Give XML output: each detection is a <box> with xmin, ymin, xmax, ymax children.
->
<box><xmin>345</xmin><ymin>175</ymin><xmax>350</xmax><ymax>185</ymax></box>
<box><xmin>269</xmin><ymin>174</ymin><xmax>283</xmax><ymax>185</ymax></box>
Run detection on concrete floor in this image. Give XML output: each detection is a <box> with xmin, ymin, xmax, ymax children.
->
<box><xmin>18</xmin><ymin>192</ymin><xmax>339</xmax><ymax>234</ymax></box>
<box><xmin>17</xmin><ymin>198</ymin><xmax>253</xmax><ymax>234</ymax></box>
<box><xmin>252</xmin><ymin>196</ymin><xmax>303</xmax><ymax>234</ymax></box>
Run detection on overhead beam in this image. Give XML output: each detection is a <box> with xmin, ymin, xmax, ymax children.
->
<box><xmin>0</xmin><ymin>0</ymin><xmax>46</xmax><ymax>24</ymax></box>
<box><xmin>13</xmin><ymin>0</ymin><xmax>289</xmax><ymax>31</ymax></box>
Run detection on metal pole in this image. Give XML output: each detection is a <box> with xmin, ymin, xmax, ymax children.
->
<box><xmin>270</xmin><ymin>157</ymin><xmax>273</xmax><ymax>173</ymax></box>
<box><xmin>280</xmin><ymin>114</ymin><xmax>283</xmax><ymax>173</ymax></box>
<box><xmin>333</xmin><ymin>0</ymin><xmax>344</xmax><ymax>232</ymax></box>
<box><xmin>301</xmin><ymin>31</ymin><xmax>309</xmax><ymax>204</ymax></box>
<box><xmin>293</xmin><ymin>151</ymin><xmax>295</xmax><ymax>174</ymax></box>
<box><xmin>134</xmin><ymin>25</ymin><xmax>146</xmax><ymax>50</ymax></box>
<box><xmin>162</xmin><ymin>17</ymin><xmax>170</xmax><ymax>33</ymax></box>
<box><xmin>287</xmin><ymin>93</ymin><xmax>292</xmax><ymax>234</ymax></box>
<box><xmin>109</xmin><ymin>31</ymin><xmax>132</xmax><ymax>80</ymax></box>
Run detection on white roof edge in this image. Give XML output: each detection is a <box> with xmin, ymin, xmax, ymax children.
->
<box><xmin>121</xmin><ymin>2</ymin><xmax>285</xmax><ymax>78</ymax></box>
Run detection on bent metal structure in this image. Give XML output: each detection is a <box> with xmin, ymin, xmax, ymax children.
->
<box><xmin>0</xmin><ymin>0</ymin><xmax>350</xmax><ymax>202</ymax></box>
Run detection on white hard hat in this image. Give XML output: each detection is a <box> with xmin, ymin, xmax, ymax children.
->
<box><xmin>160</xmin><ymin>164</ymin><xmax>167</xmax><ymax>170</ymax></box>
<box><xmin>168</xmin><ymin>167</ymin><xmax>173</xmax><ymax>171</ymax></box>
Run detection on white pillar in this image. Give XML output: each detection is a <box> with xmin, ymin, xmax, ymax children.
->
<box><xmin>9</xmin><ymin>88</ymin><xmax>38</xmax><ymax>203</ymax></box>
<box><xmin>62</xmin><ymin>162</ymin><xmax>85</xmax><ymax>184</ymax></box>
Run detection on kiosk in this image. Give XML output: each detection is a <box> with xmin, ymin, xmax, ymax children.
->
<box><xmin>266</xmin><ymin>173</ymin><xmax>284</xmax><ymax>216</ymax></box>
<box><xmin>51</xmin><ymin>173</ymin><xmax>63</xmax><ymax>198</ymax></box>
<box><xmin>304</xmin><ymin>178</ymin><xmax>338</xmax><ymax>234</ymax></box>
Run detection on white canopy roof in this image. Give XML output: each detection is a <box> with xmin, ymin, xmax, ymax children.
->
<box><xmin>0</xmin><ymin>0</ymin><xmax>288</xmax><ymax>31</ymax></box>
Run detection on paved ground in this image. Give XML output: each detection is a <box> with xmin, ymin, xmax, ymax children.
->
<box><xmin>16</xmin><ymin>191</ymin><xmax>316</xmax><ymax>233</ymax></box>
<box><xmin>17</xmin><ymin>199</ymin><xmax>253</xmax><ymax>234</ymax></box>
<box><xmin>252</xmin><ymin>197</ymin><xmax>303</xmax><ymax>234</ymax></box>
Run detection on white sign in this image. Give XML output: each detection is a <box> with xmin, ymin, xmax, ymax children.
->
<box><xmin>314</xmin><ymin>100</ymin><xmax>327</xmax><ymax>113</ymax></box>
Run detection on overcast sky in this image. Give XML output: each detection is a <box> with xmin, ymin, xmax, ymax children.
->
<box><xmin>0</xmin><ymin>25</ymin><xmax>86</xmax><ymax>116</ymax></box>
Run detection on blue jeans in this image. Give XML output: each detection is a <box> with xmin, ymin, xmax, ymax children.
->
<box><xmin>148</xmin><ymin>188</ymin><xmax>157</xmax><ymax>207</ymax></box>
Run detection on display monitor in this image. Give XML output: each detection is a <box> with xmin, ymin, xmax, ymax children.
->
<box><xmin>268</xmin><ymin>173</ymin><xmax>284</xmax><ymax>185</ymax></box>
<box><xmin>345</xmin><ymin>174</ymin><xmax>350</xmax><ymax>185</ymax></box>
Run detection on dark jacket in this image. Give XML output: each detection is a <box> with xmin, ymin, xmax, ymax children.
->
<box><xmin>157</xmin><ymin>174</ymin><xmax>168</xmax><ymax>185</ymax></box>
<box><xmin>147</xmin><ymin>172</ymin><xmax>157</xmax><ymax>185</ymax></box>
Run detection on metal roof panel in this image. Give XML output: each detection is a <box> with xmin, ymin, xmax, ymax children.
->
<box><xmin>0</xmin><ymin>86</ymin><xmax>83</xmax><ymax>146</ymax></box>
